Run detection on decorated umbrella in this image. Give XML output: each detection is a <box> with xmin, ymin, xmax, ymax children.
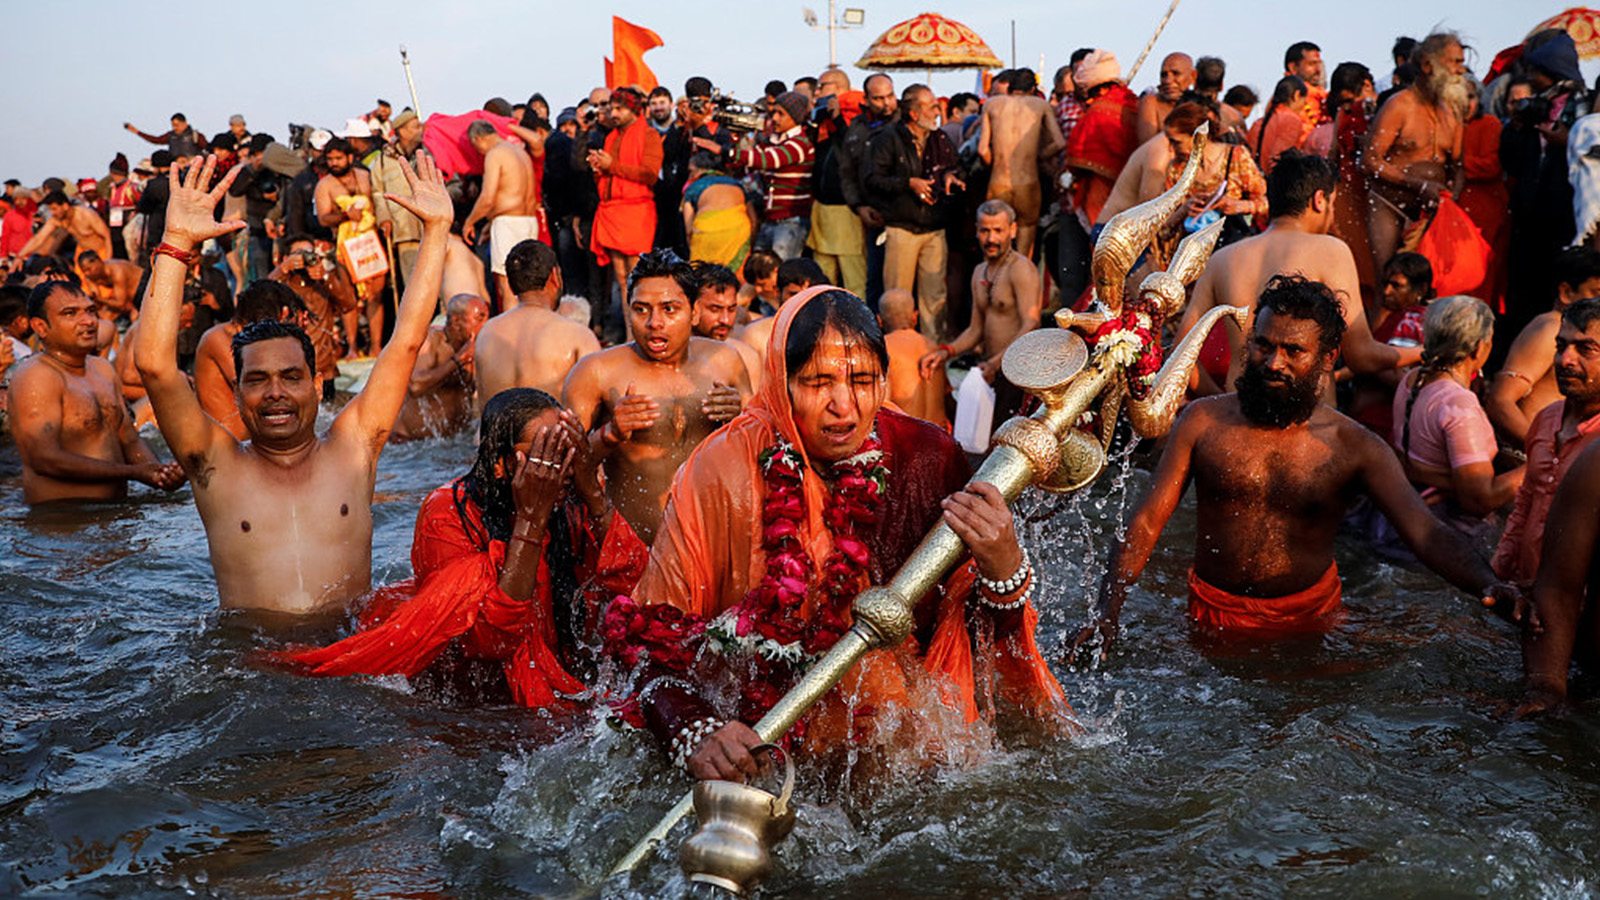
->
<box><xmin>854</xmin><ymin>12</ymin><xmax>1003</xmax><ymax>70</ymax></box>
<box><xmin>421</xmin><ymin>110</ymin><xmax>517</xmax><ymax>177</ymax></box>
<box><xmin>1530</xmin><ymin>7</ymin><xmax>1600</xmax><ymax>58</ymax></box>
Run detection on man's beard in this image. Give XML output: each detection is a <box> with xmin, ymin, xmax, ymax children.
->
<box><xmin>1419</xmin><ymin>68</ymin><xmax>1471</xmax><ymax>117</ymax></box>
<box><xmin>650</xmin><ymin>109</ymin><xmax>671</xmax><ymax>125</ymax></box>
<box><xmin>1236</xmin><ymin>359</ymin><xmax>1322</xmax><ymax>427</ymax></box>
<box><xmin>327</xmin><ymin>164</ymin><xmax>350</xmax><ymax>177</ymax></box>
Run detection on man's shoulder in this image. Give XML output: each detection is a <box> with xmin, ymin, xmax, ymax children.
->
<box><xmin>690</xmin><ymin>336</ymin><xmax>744</xmax><ymax>369</ymax></box>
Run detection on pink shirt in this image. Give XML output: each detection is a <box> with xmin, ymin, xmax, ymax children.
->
<box><xmin>1391</xmin><ymin>375</ymin><xmax>1497</xmax><ymax>471</ymax></box>
<box><xmin>1492</xmin><ymin>401</ymin><xmax>1600</xmax><ymax>584</ymax></box>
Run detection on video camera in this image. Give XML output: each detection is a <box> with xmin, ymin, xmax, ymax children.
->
<box><xmin>286</xmin><ymin>123</ymin><xmax>315</xmax><ymax>153</ymax></box>
<box><xmin>689</xmin><ymin>89</ymin><xmax>766</xmax><ymax>133</ymax></box>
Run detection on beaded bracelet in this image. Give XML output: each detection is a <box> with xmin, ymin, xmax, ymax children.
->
<box><xmin>976</xmin><ymin>549</ymin><xmax>1031</xmax><ymax>595</ymax></box>
<box><xmin>978</xmin><ymin>573</ymin><xmax>1034</xmax><ymax>612</ymax></box>
<box><xmin>670</xmin><ymin>716</ymin><xmax>723</xmax><ymax>771</ymax></box>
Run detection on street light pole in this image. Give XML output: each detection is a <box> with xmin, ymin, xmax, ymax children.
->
<box><xmin>829</xmin><ymin>0</ymin><xmax>838</xmax><ymax>68</ymax></box>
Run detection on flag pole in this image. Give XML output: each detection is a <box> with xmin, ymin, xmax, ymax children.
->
<box><xmin>400</xmin><ymin>45</ymin><xmax>423</xmax><ymax>118</ymax></box>
<box><xmin>1126</xmin><ymin>0</ymin><xmax>1184</xmax><ymax>83</ymax></box>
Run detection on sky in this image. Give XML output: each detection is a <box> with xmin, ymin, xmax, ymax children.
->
<box><xmin>0</xmin><ymin>0</ymin><xmax>1576</xmax><ymax>184</ymax></box>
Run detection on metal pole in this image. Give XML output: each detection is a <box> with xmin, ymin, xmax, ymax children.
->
<box><xmin>400</xmin><ymin>45</ymin><xmax>423</xmax><ymax>118</ymax></box>
<box><xmin>828</xmin><ymin>0</ymin><xmax>838</xmax><ymax>69</ymax></box>
<box><xmin>1010</xmin><ymin>20</ymin><xmax>1016</xmax><ymax>68</ymax></box>
<box><xmin>1126</xmin><ymin>0</ymin><xmax>1184</xmax><ymax>84</ymax></box>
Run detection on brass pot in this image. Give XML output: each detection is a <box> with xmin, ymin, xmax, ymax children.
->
<box><xmin>679</xmin><ymin>743</ymin><xmax>796</xmax><ymax>895</ymax></box>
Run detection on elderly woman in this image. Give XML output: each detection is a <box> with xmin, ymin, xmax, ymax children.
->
<box><xmin>1392</xmin><ymin>295</ymin><xmax>1525</xmax><ymax>523</ymax></box>
<box><xmin>280</xmin><ymin>388</ymin><xmax>645</xmax><ymax>708</ymax></box>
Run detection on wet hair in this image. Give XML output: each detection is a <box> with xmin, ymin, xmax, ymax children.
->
<box><xmin>1255</xmin><ymin>274</ymin><xmax>1345</xmax><ymax>355</ymax></box>
<box><xmin>1195</xmin><ymin>56</ymin><xmax>1226</xmax><ymax>94</ymax></box>
<box><xmin>1284</xmin><ymin>41</ymin><xmax>1321</xmax><ymax>69</ymax></box>
<box><xmin>1563</xmin><ymin>297</ymin><xmax>1600</xmax><ymax>333</ymax></box>
<box><xmin>41</xmin><ymin>191</ymin><xmax>69</xmax><ymax>207</ymax></box>
<box><xmin>1223</xmin><ymin>84</ymin><xmax>1258</xmax><ymax>107</ymax></box>
<box><xmin>688</xmin><ymin>261</ymin><xmax>739</xmax><ymax>297</ymax></box>
<box><xmin>784</xmin><ymin>289</ymin><xmax>889</xmax><ymax>377</ymax></box>
<box><xmin>977</xmin><ymin>198</ymin><xmax>1018</xmax><ymax>222</ymax></box>
<box><xmin>1163</xmin><ymin>100</ymin><xmax>1217</xmax><ymax>135</ymax></box>
<box><xmin>1266</xmin><ymin>150</ymin><xmax>1336</xmax><ymax>219</ymax></box>
<box><xmin>235</xmin><ymin>280</ymin><xmax>302</xmax><ymax>325</ymax></box>
<box><xmin>777</xmin><ymin>257</ymin><xmax>826</xmax><ymax>291</ymax></box>
<box><xmin>466</xmin><ymin>120</ymin><xmax>498</xmax><ymax>141</ymax></box>
<box><xmin>1402</xmin><ymin>295</ymin><xmax>1492</xmax><ymax>455</ymax></box>
<box><xmin>322</xmin><ymin>137</ymin><xmax>353</xmax><ymax>157</ymax></box>
<box><xmin>1383</xmin><ymin>252</ymin><xmax>1434</xmax><ymax>300</ymax></box>
<box><xmin>28</xmin><ymin>281</ymin><xmax>84</xmax><ymax>320</ymax></box>
<box><xmin>743</xmin><ymin>248</ymin><xmax>781</xmax><ymax>284</ymax></box>
<box><xmin>1553</xmin><ymin>246</ymin><xmax>1600</xmax><ymax>293</ymax></box>
<box><xmin>231</xmin><ymin>319</ymin><xmax>315</xmax><ymax>379</ymax></box>
<box><xmin>627</xmin><ymin>248</ymin><xmax>694</xmax><ymax>301</ymax></box>
<box><xmin>1010</xmin><ymin>68</ymin><xmax>1038</xmax><ymax>94</ymax></box>
<box><xmin>505</xmin><ymin>239</ymin><xmax>559</xmax><ymax>294</ymax></box>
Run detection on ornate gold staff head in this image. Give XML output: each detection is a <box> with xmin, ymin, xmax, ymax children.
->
<box><xmin>1089</xmin><ymin>122</ymin><xmax>1210</xmax><ymax>314</ymax></box>
<box><xmin>1134</xmin><ymin>217</ymin><xmax>1224</xmax><ymax>320</ymax></box>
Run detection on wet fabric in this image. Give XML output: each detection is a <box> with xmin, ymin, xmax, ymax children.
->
<box><xmin>1415</xmin><ymin>194</ymin><xmax>1490</xmax><ymax>298</ymax></box>
<box><xmin>280</xmin><ymin>483</ymin><xmax>645</xmax><ymax>709</ymax></box>
<box><xmin>1187</xmin><ymin>562</ymin><xmax>1344</xmax><ymax>634</ymax></box>
<box><xmin>1493</xmin><ymin>401</ymin><xmax>1600</xmax><ymax>585</ymax></box>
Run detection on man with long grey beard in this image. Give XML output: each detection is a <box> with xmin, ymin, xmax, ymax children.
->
<box><xmin>1362</xmin><ymin>31</ymin><xmax>1470</xmax><ymax>272</ymax></box>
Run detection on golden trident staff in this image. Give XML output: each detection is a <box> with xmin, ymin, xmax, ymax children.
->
<box><xmin>609</xmin><ymin>123</ymin><xmax>1248</xmax><ymax>882</ymax></box>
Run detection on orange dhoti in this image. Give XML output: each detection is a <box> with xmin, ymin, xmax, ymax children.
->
<box><xmin>1187</xmin><ymin>562</ymin><xmax>1344</xmax><ymax>634</ymax></box>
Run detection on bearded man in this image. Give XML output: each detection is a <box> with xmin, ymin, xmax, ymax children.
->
<box><xmin>601</xmin><ymin>287</ymin><xmax>1070</xmax><ymax>783</ymax></box>
<box><xmin>1362</xmin><ymin>32</ymin><xmax>1470</xmax><ymax>272</ymax></box>
<box><xmin>1071</xmin><ymin>276</ymin><xmax>1521</xmax><ymax>659</ymax></box>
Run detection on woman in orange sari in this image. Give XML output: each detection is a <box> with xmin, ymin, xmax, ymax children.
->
<box><xmin>280</xmin><ymin>388</ymin><xmax>647</xmax><ymax>708</ymax></box>
<box><xmin>601</xmin><ymin>286</ymin><xmax>1071</xmax><ymax>782</ymax></box>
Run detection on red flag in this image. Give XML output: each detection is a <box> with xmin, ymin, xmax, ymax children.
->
<box><xmin>605</xmin><ymin>16</ymin><xmax>662</xmax><ymax>91</ymax></box>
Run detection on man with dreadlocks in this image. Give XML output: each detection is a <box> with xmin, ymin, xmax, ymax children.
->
<box><xmin>279</xmin><ymin>389</ymin><xmax>647</xmax><ymax>708</ymax></box>
<box><xmin>1071</xmin><ymin>276</ymin><xmax>1523</xmax><ymax>661</ymax></box>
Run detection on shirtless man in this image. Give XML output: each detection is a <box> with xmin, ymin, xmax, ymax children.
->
<box><xmin>1178</xmin><ymin>150</ymin><xmax>1418</xmax><ymax>391</ymax></box>
<box><xmin>7</xmin><ymin>282</ymin><xmax>183</xmax><ymax>504</ymax></box>
<box><xmin>194</xmin><ymin>280</ymin><xmax>302</xmax><ymax>440</ymax></box>
<box><xmin>442</xmin><ymin>232</ymin><xmax>491</xmax><ymax>302</ymax></box>
<box><xmin>563</xmin><ymin>249</ymin><xmax>753</xmax><ymax>544</ymax></box>
<box><xmin>1486</xmin><ymin>248</ymin><xmax>1600</xmax><ymax>444</ymax></box>
<box><xmin>314</xmin><ymin>138</ymin><xmax>384</xmax><ymax>354</ymax></box>
<box><xmin>1136</xmin><ymin>52</ymin><xmax>1197</xmax><ymax>144</ymax></box>
<box><xmin>392</xmin><ymin>293</ymin><xmax>490</xmax><ymax>442</ymax></box>
<box><xmin>688</xmin><ymin>262</ymin><xmax>762</xmax><ymax>386</ymax></box>
<box><xmin>1362</xmin><ymin>32</ymin><xmax>1468</xmax><ymax>273</ymax></box>
<box><xmin>136</xmin><ymin>152</ymin><xmax>453</xmax><ymax>615</ymax></box>
<box><xmin>76</xmin><ymin>250</ymin><xmax>143</xmax><ymax>320</ymax></box>
<box><xmin>978</xmin><ymin>68</ymin><xmax>1066</xmax><ymax>259</ymax></box>
<box><xmin>462</xmin><ymin>120</ymin><xmax>540</xmax><ymax>311</ymax></box>
<box><xmin>918</xmin><ymin>200</ymin><xmax>1041</xmax><ymax>420</ymax></box>
<box><xmin>1070</xmin><ymin>276</ymin><xmax>1521</xmax><ymax>660</ymax></box>
<box><xmin>15</xmin><ymin>191</ymin><xmax>112</xmax><ymax>264</ymax></box>
<box><xmin>880</xmin><ymin>287</ymin><xmax>949</xmax><ymax>428</ymax></box>
<box><xmin>475</xmin><ymin>239</ymin><xmax>600</xmax><ymax>403</ymax></box>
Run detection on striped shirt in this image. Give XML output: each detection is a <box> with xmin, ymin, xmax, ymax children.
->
<box><xmin>731</xmin><ymin>126</ymin><xmax>815</xmax><ymax>221</ymax></box>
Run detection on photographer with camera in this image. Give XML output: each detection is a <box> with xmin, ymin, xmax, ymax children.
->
<box><xmin>660</xmin><ymin>77</ymin><xmax>735</xmax><ymax>258</ymax></box>
<box><xmin>698</xmin><ymin>91</ymin><xmax>815</xmax><ymax>261</ymax></box>
<box><xmin>271</xmin><ymin>235</ymin><xmax>358</xmax><ymax>397</ymax></box>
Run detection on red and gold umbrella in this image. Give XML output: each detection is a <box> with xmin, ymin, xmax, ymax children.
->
<box><xmin>1530</xmin><ymin>7</ymin><xmax>1600</xmax><ymax>58</ymax></box>
<box><xmin>855</xmin><ymin>12</ymin><xmax>1003</xmax><ymax>70</ymax></box>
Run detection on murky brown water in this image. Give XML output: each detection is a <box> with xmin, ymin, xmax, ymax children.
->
<box><xmin>3</xmin><ymin>428</ymin><xmax>1597</xmax><ymax>898</ymax></box>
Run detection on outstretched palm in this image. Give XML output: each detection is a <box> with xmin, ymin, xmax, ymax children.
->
<box><xmin>385</xmin><ymin>151</ymin><xmax>453</xmax><ymax>227</ymax></box>
<box><xmin>163</xmin><ymin>156</ymin><xmax>247</xmax><ymax>247</ymax></box>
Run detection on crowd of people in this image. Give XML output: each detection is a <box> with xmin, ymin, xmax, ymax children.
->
<box><xmin>2</xmin><ymin>20</ymin><xmax>1597</xmax><ymax>787</ymax></box>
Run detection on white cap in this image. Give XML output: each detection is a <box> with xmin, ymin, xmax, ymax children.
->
<box><xmin>309</xmin><ymin>129</ymin><xmax>334</xmax><ymax>151</ymax></box>
<box><xmin>334</xmin><ymin>117</ymin><xmax>375</xmax><ymax>138</ymax></box>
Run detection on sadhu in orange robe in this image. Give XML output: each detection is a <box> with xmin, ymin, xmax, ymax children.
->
<box><xmin>603</xmin><ymin>286</ymin><xmax>1074</xmax><ymax>761</ymax></box>
<box><xmin>279</xmin><ymin>482</ymin><xmax>648</xmax><ymax>708</ymax></box>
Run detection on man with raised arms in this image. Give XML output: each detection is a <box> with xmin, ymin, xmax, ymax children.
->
<box><xmin>136</xmin><ymin>153</ymin><xmax>453</xmax><ymax>615</ymax></box>
<box><xmin>474</xmin><ymin>239</ymin><xmax>600</xmax><ymax>403</ymax></box>
<box><xmin>1071</xmin><ymin>277</ymin><xmax>1521</xmax><ymax>659</ymax></box>
<box><xmin>563</xmin><ymin>249</ymin><xmax>752</xmax><ymax>545</ymax></box>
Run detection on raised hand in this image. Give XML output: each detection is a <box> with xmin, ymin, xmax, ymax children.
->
<box><xmin>701</xmin><ymin>381</ymin><xmax>742</xmax><ymax>423</ymax></box>
<box><xmin>162</xmin><ymin>156</ymin><xmax>247</xmax><ymax>250</ymax></box>
<box><xmin>605</xmin><ymin>383</ymin><xmax>661</xmax><ymax>446</ymax></box>
<box><xmin>381</xmin><ymin>151</ymin><xmax>453</xmax><ymax>228</ymax></box>
<box><xmin>510</xmin><ymin>425</ymin><xmax>576</xmax><ymax>527</ymax></box>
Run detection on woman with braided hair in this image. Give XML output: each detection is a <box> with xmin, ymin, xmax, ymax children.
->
<box><xmin>278</xmin><ymin>388</ymin><xmax>648</xmax><ymax>708</ymax></box>
<box><xmin>1392</xmin><ymin>295</ymin><xmax>1525</xmax><ymax>524</ymax></box>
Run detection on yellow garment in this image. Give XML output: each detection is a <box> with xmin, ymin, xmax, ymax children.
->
<box><xmin>805</xmin><ymin>201</ymin><xmax>864</xmax><ymax>256</ymax></box>
<box><xmin>334</xmin><ymin>194</ymin><xmax>375</xmax><ymax>246</ymax></box>
<box><xmin>689</xmin><ymin>205</ymin><xmax>752</xmax><ymax>270</ymax></box>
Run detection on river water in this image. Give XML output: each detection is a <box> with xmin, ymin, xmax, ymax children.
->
<box><xmin>3</xmin><ymin>426</ymin><xmax>1598</xmax><ymax>898</ymax></box>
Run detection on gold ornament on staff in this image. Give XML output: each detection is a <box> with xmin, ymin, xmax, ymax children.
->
<box><xmin>607</xmin><ymin>123</ymin><xmax>1249</xmax><ymax>892</ymax></box>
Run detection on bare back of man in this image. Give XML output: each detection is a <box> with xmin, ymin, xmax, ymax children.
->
<box><xmin>475</xmin><ymin>303</ymin><xmax>600</xmax><ymax>401</ymax></box>
<box><xmin>885</xmin><ymin>328</ymin><xmax>949</xmax><ymax>428</ymax></box>
<box><xmin>979</xmin><ymin>92</ymin><xmax>1065</xmax><ymax>257</ymax></box>
<box><xmin>442</xmin><ymin>233</ymin><xmax>491</xmax><ymax>302</ymax></box>
<box><xmin>1094</xmin><ymin>135</ymin><xmax>1165</xmax><ymax>225</ymax></box>
<box><xmin>66</xmin><ymin>207</ymin><xmax>113</xmax><ymax>261</ymax></box>
<box><xmin>564</xmin><ymin>338</ymin><xmax>750</xmax><ymax>544</ymax></box>
<box><xmin>468</xmin><ymin>140</ymin><xmax>539</xmax><ymax>311</ymax></box>
<box><xmin>83</xmin><ymin>258</ymin><xmax>143</xmax><ymax>318</ymax></box>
